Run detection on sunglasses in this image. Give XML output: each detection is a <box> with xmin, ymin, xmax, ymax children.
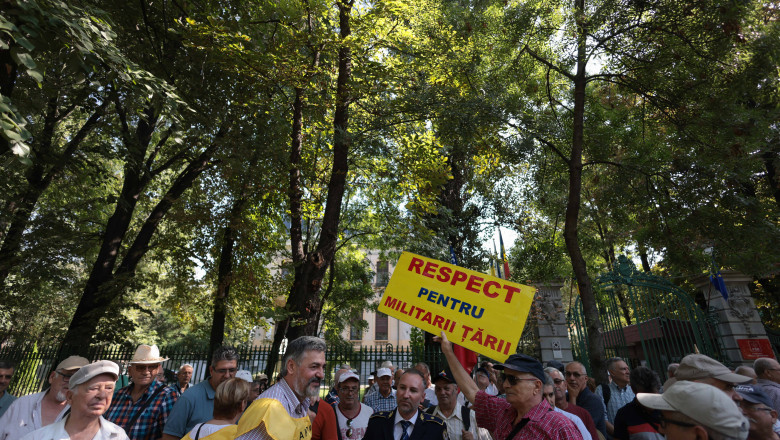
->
<box><xmin>346</xmin><ymin>417</ymin><xmax>354</xmax><ymax>437</ymax></box>
<box><xmin>133</xmin><ymin>364</ymin><xmax>160</xmax><ymax>371</ymax></box>
<box><xmin>501</xmin><ymin>373</ymin><xmax>539</xmax><ymax>386</ymax></box>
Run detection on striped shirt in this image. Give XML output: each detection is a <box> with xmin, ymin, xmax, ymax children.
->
<box><xmin>364</xmin><ymin>390</ymin><xmax>397</xmax><ymax>413</ymax></box>
<box><xmin>236</xmin><ymin>378</ymin><xmax>311</xmax><ymax>440</ymax></box>
<box><xmin>105</xmin><ymin>380</ymin><xmax>178</xmax><ymax>440</ymax></box>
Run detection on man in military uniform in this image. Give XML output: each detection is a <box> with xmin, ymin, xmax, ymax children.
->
<box><xmin>362</xmin><ymin>369</ymin><xmax>447</xmax><ymax>440</ymax></box>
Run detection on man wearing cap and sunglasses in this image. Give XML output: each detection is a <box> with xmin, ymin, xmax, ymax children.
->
<box><xmin>333</xmin><ymin>371</ymin><xmax>372</xmax><ymax>439</ymax></box>
<box><xmin>0</xmin><ymin>355</ymin><xmax>89</xmax><ymax>440</ymax></box>
<box><xmin>106</xmin><ymin>345</ymin><xmax>178</xmax><ymax>440</ymax></box>
<box><xmin>21</xmin><ymin>360</ymin><xmax>129</xmax><ymax>440</ymax></box>
<box><xmin>435</xmin><ymin>332</ymin><xmax>581</xmax><ymax>440</ymax></box>
<box><xmin>736</xmin><ymin>384</ymin><xmax>780</xmax><ymax>440</ymax></box>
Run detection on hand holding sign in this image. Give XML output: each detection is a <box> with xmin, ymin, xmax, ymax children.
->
<box><xmin>379</xmin><ymin>252</ymin><xmax>536</xmax><ymax>362</ymax></box>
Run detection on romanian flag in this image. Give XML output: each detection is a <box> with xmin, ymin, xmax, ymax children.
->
<box><xmin>493</xmin><ymin>239</ymin><xmax>502</xmax><ymax>279</ymax></box>
<box><xmin>489</xmin><ymin>256</ymin><xmax>496</xmax><ymax>277</ymax></box>
<box><xmin>449</xmin><ymin>245</ymin><xmax>479</xmax><ymax>373</ymax></box>
<box><xmin>499</xmin><ymin>230</ymin><xmax>511</xmax><ymax>280</ymax></box>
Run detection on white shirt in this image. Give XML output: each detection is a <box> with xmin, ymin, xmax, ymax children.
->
<box><xmin>20</xmin><ymin>415</ymin><xmax>128</xmax><ymax>440</ymax></box>
<box><xmin>186</xmin><ymin>423</ymin><xmax>232</xmax><ymax>439</ymax></box>
<box><xmin>432</xmin><ymin>403</ymin><xmax>492</xmax><ymax>440</ymax></box>
<box><xmin>554</xmin><ymin>407</ymin><xmax>592</xmax><ymax>440</ymax></box>
<box><xmin>393</xmin><ymin>410</ymin><xmax>418</xmax><ymax>440</ymax></box>
<box><xmin>0</xmin><ymin>391</ymin><xmax>70</xmax><ymax>440</ymax></box>
<box><xmin>334</xmin><ymin>403</ymin><xmax>373</xmax><ymax>439</ymax></box>
<box><xmin>424</xmin><ymin>386</ymin><xmax>438</xmax><ymax>406</ymax></box>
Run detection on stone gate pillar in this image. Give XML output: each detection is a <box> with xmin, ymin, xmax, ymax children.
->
<box><xmin>533</xmin><ymin>282</ymin><xmax>574</xmax><ymax>363</ymax></box>
<box><xmin>693</xmin><ymin>271</ymin><xmax>776</xmax><ymax>366</ymax></box>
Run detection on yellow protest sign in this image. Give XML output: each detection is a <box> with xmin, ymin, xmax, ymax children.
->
<box><xmin>378</xmin><ymin>252</ymin><xmax>536</xmax><ymax>362</ymax></box>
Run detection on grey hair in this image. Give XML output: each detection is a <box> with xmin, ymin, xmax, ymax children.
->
<box><xmin>178</xmin><ymin>363</ymin><xmax>193</xmax><ymax>372</ymax></box>
<box><xmin>0</xmin><ymin>360</ymin><xmax>14</xmax><ymax>370</ymax></box>
<box><xmin>605</xmin><ymin>357</ymin><xmax>625</xmax><ymax>373</ymax></box>
<box><xmin>211</xmin><ymin>346</ymin><xmax>239</xmax><ymax>366</ymax></box>
<box><xmin>543</xmin><ymin>373</ymin><xmax>554</xmax><ymax>387</ymax></box>
<box><xmin>753</xmin><ymin>358</ymin><xmax>774</xmax><ymax>377</ymax></box>
<box><xmin>414</xmin><ymin>362</ymin><xmax>430</xmax><ymax>375</ymax></box>
<box><xmin>280</xmin><ymin>336</ymin><xmax>326</xmax><ymax>377</ymax></box>
<box><xmin>544</xmin><ymin>367</ymin><xmax>561</xmax><ymax>379</ymax></box>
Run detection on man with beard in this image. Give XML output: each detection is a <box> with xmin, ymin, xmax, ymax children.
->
<box><xmin>236</xmin><ymin>336</ymin><xmax>326</xmax><ymax>440</ymax></box>
<box><xmin>0</xmin><ymin>356</ymin><xmax>89</xmax><ymax>440</ymax></box>
<box><xmin>333</xmin><ymin>371</ymin><xmax>373</xmax><ymax>439</ymax></box>
<box><xmin>362</xmin><ymin>369</ymin><xmax>446</xmax><ymax>440</ymax></box>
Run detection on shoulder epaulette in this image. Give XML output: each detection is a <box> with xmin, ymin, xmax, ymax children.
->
<box><xmin>420</xmin><ymin>412</ymin><xmax>445</xmax><ymax>426</ymax></box>
<box><xmin>371</xmin><ymin>410</ymin><xmax>393</xmax><ymax>419</ymax></box>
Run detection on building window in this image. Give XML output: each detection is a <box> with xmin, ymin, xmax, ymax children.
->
<box><xmin>376</xmin><ymin>260</ymin><xmax>389</xmax><ymax>287</ymax></box>
<box><xmin>350</xmin><ymin>314</ymin><xmax>363</xmax><ymax>341</ymax></box>
<box><xmin>375</xmin><ymin>312</ymin><xmax>388</xmax><ymax>341</ymax></box>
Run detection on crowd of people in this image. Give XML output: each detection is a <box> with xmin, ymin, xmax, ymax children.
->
<box><xmin>0</xmin><ymin>334</ymin><xmax>777</xmax><ymax>440</ymax></box>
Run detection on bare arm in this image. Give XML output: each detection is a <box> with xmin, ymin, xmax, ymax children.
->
<box><xmin>160</xmin><ymin>434</ymin><xmax>179</xmax><ymax>440</ymax></box>
<box><xmin>434</xmin><ymin>331</ymin><xmax>479</xmax><ymax>404</ymax></box>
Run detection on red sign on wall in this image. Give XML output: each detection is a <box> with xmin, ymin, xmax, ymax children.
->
<box><xmin>737</xmin><ymin>339</ymin><xmax>776</xmax><ymax>360</ymax></box>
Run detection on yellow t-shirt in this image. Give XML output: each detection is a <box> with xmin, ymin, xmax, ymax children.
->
<box><xmin>235</xmin><ymin>398</ymin><xmax>312</xmax><ymax>440</ymax></box>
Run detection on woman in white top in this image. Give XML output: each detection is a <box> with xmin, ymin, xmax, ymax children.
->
<box><xmin>182</xmin><ymin>378</ymin><xmax>250</xmax><ymax>440</ymax></box>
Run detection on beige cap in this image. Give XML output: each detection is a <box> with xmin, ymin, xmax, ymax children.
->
<box><xmin>128</xmin><ymin>345</ymin><xmax>168</xmax><ymax>365</ymax></box>
<box><xmin>664</xmin><ymin>354</ymin><xmax>751</xmax><ymax>388</ymax></box>
<box><xmin>70</xmin><ymin>360</ymin><xmax>120</xmax><ymax>387</ymax></box>
<box><xmin>638</xmin><ymin>381</ymin><xmax>749</xmax><ymax>439</ymax></box>
<box><xmin>56</xmin><ymin>356</ymin><xmax>89</xmax><ymax>372</ymax></box>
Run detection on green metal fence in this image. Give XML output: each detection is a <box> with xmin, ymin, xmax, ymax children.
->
<box><xmin>568</xmin><ymin>255</ymin><xmax>725</xmax><ymax>382</ymax></box>
<box><xmin>0</xmin><ymin>343</ymin><xmax>444</xmax><ymax>397</ymax></box>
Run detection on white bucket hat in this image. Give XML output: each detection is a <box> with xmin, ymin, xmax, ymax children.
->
<box><xmin>129</xmin><ymin>344</ymin><xmax>169</xmax><ymax>365</ymax></box>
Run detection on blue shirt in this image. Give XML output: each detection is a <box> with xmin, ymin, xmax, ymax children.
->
<box><xmin>0</xmin><ymin>392</ymin><xmax>17</xmax><ymax>419</ymax></box>
<box><xmin>596</xmin><ymin>382</ymin><xmax>635</xmax><ymax>424</ymax></box>
<box><xmin>162</xmin><ymin>380</ymin><xmax>215</xmax><ymax>437</ymax></box>
<box><xmin>364</xmin><ymin>389</ymin><xmax>396</xmax><ymax>413</ymax></box>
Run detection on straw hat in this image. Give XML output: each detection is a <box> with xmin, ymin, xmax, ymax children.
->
<box><xmin>128</xmin><ymin>344</ymin><xmax>169</xmax><ymax>365</ymax></box>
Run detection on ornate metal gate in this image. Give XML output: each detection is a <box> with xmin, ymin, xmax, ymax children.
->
<box><xmin>567</xmin><ymin>256</ymin><xmax>725</xmax><ymax>381</ymax></box>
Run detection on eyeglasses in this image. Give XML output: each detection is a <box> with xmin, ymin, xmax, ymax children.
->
<box><xmin>346</xmin><ymin>417</ymin><xmax>353</xmax><ymax>437</ymax></box>
<box><xmin>659</xmin><ymin>416</ymin><xmax>697</xmax><ymax>429</ymax></box>
<box><xmin>553</xmin><ymin>378</ymin><xmax>564</xmax><ymax>384</ymax></box>
<box><xmin>133</xmin><ymin>364</ymin><xmax>160</xmax><ymax>371</ymax></box>
<box><xmin>564</xmin><ymin>371</ymin><xmax>584</xmax><ymax>378</ymax></box>
<box><xmin>214</xmin><ymin>368</ymin><xmax>238</xmax><ymax>374</ymax></box>
<box><xmin>740</xmin><ymin>404</ymin><xmax>774</xmax><ymax>414</ymax></box>
<box><xmin>340</xmin><ymin>386</ymin><xmax>360</xmax><ymax>394</ymax></box>
<box><xmin>501</xmin><ymin>373</ymin><xmax>539</xmax><ymax>386</ymax></box>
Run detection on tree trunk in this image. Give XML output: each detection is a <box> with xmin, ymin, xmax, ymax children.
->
<box><xmin>762</xmin><ymin>144</ymin><xmax>780</xmax><ymax>210</ymax></box>
<box><xmin>208</xmin><ymin>194</ymin><xmax>247</xmax><ymax>361</ymax></box>
<box><xmin>266</xmin><ymin>0</ymin><xmax>353</xmax><ymax>375</ymax></box>
<box><xmin>565</xmin><ymin>0</ymin><xmax>606</xmax><ymax>384</ymax></box>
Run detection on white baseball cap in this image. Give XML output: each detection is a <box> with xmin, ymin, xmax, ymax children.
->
<box><xmin>338</xmin><ymin>371</ymin><xmax>360</xmax><ymax>383</ymax></box>
<box><xmin>236</xmin><ymin>370</ymin><xmax>253</xmax><ymax>383</ymax></box>
<box><xmin>637</xmin><ymin>381</ymin><xmax>749</xmax><ymax>439</ymax></box>
<box><xmin>376</xmin><ymin>368</ymin><xmax>392</xmax><ymax>378</ymax></box>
